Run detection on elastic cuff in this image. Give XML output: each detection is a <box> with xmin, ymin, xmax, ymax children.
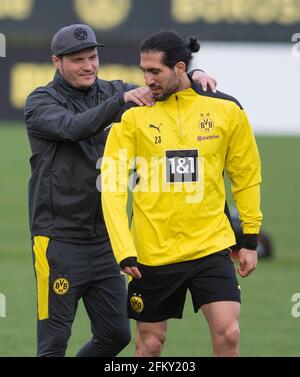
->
<box><xmin>120</xmin><ymin>256</ymin><xmax>138</xmax><ymax>270</ymax></box>
<box><xmin>188</xmin><ymin>69</ymin><xmax>205</xmax><ymax>76</ymax></box>
<box><xmin>243</xmin><ymin>234</ymin><xmax>259</xmax><ymax>250</ymax></box>
<box><xmin>117</xmin><ymin>92</ymin><xmax>125</xmax><ymax>106</ymax></box>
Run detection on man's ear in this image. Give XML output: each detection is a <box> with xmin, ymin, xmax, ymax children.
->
<box><xmin>174</xmin><ymin>61</ymin><xmax>187</xmax><ymax>77</ymax></box>
<box><xmin>51</xmin><ymin>55</ymin><xmax>61</xmax><ymax>70</ymax></box>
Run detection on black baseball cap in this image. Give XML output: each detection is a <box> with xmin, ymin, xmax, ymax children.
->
<box><xmin>51</xmin><ymin>24</ymin><xmax>105</xmax><ymax>56</ymax></box>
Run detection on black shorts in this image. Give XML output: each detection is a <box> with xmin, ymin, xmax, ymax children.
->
<box><xmin>127</xmin><ymin>249</ymin><xmax>241</xmax><ymax>322</ymax></box>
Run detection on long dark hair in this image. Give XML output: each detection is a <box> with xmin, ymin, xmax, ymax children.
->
<box><xmin>140</xmin><ymin>30</ymin><xmax>200</xmax><ymax>69</ymax></box>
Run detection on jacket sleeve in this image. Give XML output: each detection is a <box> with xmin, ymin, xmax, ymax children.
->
<box><xmin>225</xmin><ymin>105</ymin><xmax>263</xmax><ymax>235</ymax></box>
<box><xmin>101</xmin><ymin>109</ymin><xmax>138</xmax><ymax>264</ymax></box>
<box><xmin>24</xmin><ymin>89</ymin><xmax>125</xmax><ymax>142</ymax></box>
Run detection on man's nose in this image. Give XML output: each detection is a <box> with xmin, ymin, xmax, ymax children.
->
<box><xmin>83</xmin><ymin>60</ymin><xmax>94</xmax><ymax>71</ymax></box>
<box><xmin>144</xmin><ymin>73</ymin><xmax>155</xmax><ymax>87</ymax></box>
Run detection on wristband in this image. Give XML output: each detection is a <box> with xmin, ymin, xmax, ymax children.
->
<box><xmin>188</xmin><ymin>69</ymin><xmax>204</xmax><ymax>76</ymax></box>
<box><xmin>120</xmin><ymin>256</ymin><xmax>138</xmax><ymax>270</ymax></box>
<box><xmin>243</xmin><ymin>234</ymin><xmax>259</xmax><ymax>250</ymax></box>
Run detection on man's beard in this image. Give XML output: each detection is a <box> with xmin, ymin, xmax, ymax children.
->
<box><xmin>151</xmin><ymin>79</ymin><xmax>180</xmax><ymax>101</ymax></box>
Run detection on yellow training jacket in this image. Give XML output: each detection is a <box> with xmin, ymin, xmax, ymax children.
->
<box><xmin>101</xmin><ymin>84</ymin><xmax>262</xmax><ymax>266</ymax></box>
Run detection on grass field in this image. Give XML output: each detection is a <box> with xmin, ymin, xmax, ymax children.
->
<box><xmin>0</xmin><ymin>123</ymin><xmax>300</xmax><ymax>356</ymax></box>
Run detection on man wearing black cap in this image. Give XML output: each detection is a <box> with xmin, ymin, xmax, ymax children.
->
<box><xmin>24</xmin><ymin>24</ymin><xmax>217</xmax><ymax>357</ymax></box>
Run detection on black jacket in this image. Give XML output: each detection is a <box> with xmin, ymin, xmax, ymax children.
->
<box><xmin>24</xmin><ymin>71</ymin><xmax>135</xmax><ymax>239</ymax></box>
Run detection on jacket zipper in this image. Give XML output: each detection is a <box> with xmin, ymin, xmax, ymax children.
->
<box><xmin>175</xmin><ymin>95</ymin><xmax>184</xmax><ymax>139</ymax></box>
<box><xmin>49</xmin><ymin>174</ymin><xmax>55</xmax><ymax>221</ymax></box>
<box><xmin>92</xmin><ymin>138</ymin><xmax>101</xmax><ymax>236</ymax></box>
<box><xmin>48</xmin><ymin>145</ymin><xmax>59</xmax><ymax>222</ymax></box>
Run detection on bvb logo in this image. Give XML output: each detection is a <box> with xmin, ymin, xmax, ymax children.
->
<box><xmin>74</xmin><ymin>0</ymin><xmax>131</xmax><ymax>30</ymax></box>
<box><xmin>74</xmin><ymin>28</ymin><xmax>88</xmax><ymax>41</ymax></box>
<box><xmin>130</xmin><ymin>294</ymin><xmax>144</xmax><ymax>313</ymax></box>
<box><xmin>199</xmin><ymin>113</ymin><xmax>214</xmax><ymax>133</ymax></box>
<box><xmin>53</xmin><ymin>278</ymin><xmax>69</xmax><ymax>295</ymax></box>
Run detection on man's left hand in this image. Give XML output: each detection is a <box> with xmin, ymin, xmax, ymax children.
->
<box><xmin>191</xmin><ymin>70</ymin><xmax>217</xmax><ymax>93</ymax></box>
<box><xmin>237</xmin><ymin>248</ymin><xmax>258</xmax><ymax>278</ymax></box>
<box><xmin>123</xmin><ymin>266</ymin><xmax>142</xmax><ymax>279</ymax></box>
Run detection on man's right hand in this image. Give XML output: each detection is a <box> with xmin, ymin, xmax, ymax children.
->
<box><xmin>237</xmin><ymin>248</ymin><xmax>258</xmax><ymax>278</ymax></box>
<box><xmin>124</xmin><ymin>87</ymin><xmax>155</xmax><ymax>107</ymax></box>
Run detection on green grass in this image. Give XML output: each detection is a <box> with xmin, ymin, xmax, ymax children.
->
<box><xmin>1</xmin><ymin>123</ymin><xmax>300</xmax><ymax>356</ymax></box>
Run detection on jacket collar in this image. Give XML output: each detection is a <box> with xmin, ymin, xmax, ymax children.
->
<box><xmin>53</xmin><ymin>70</ymin><xmax>98</xmax><ymax>99</ymax></box>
